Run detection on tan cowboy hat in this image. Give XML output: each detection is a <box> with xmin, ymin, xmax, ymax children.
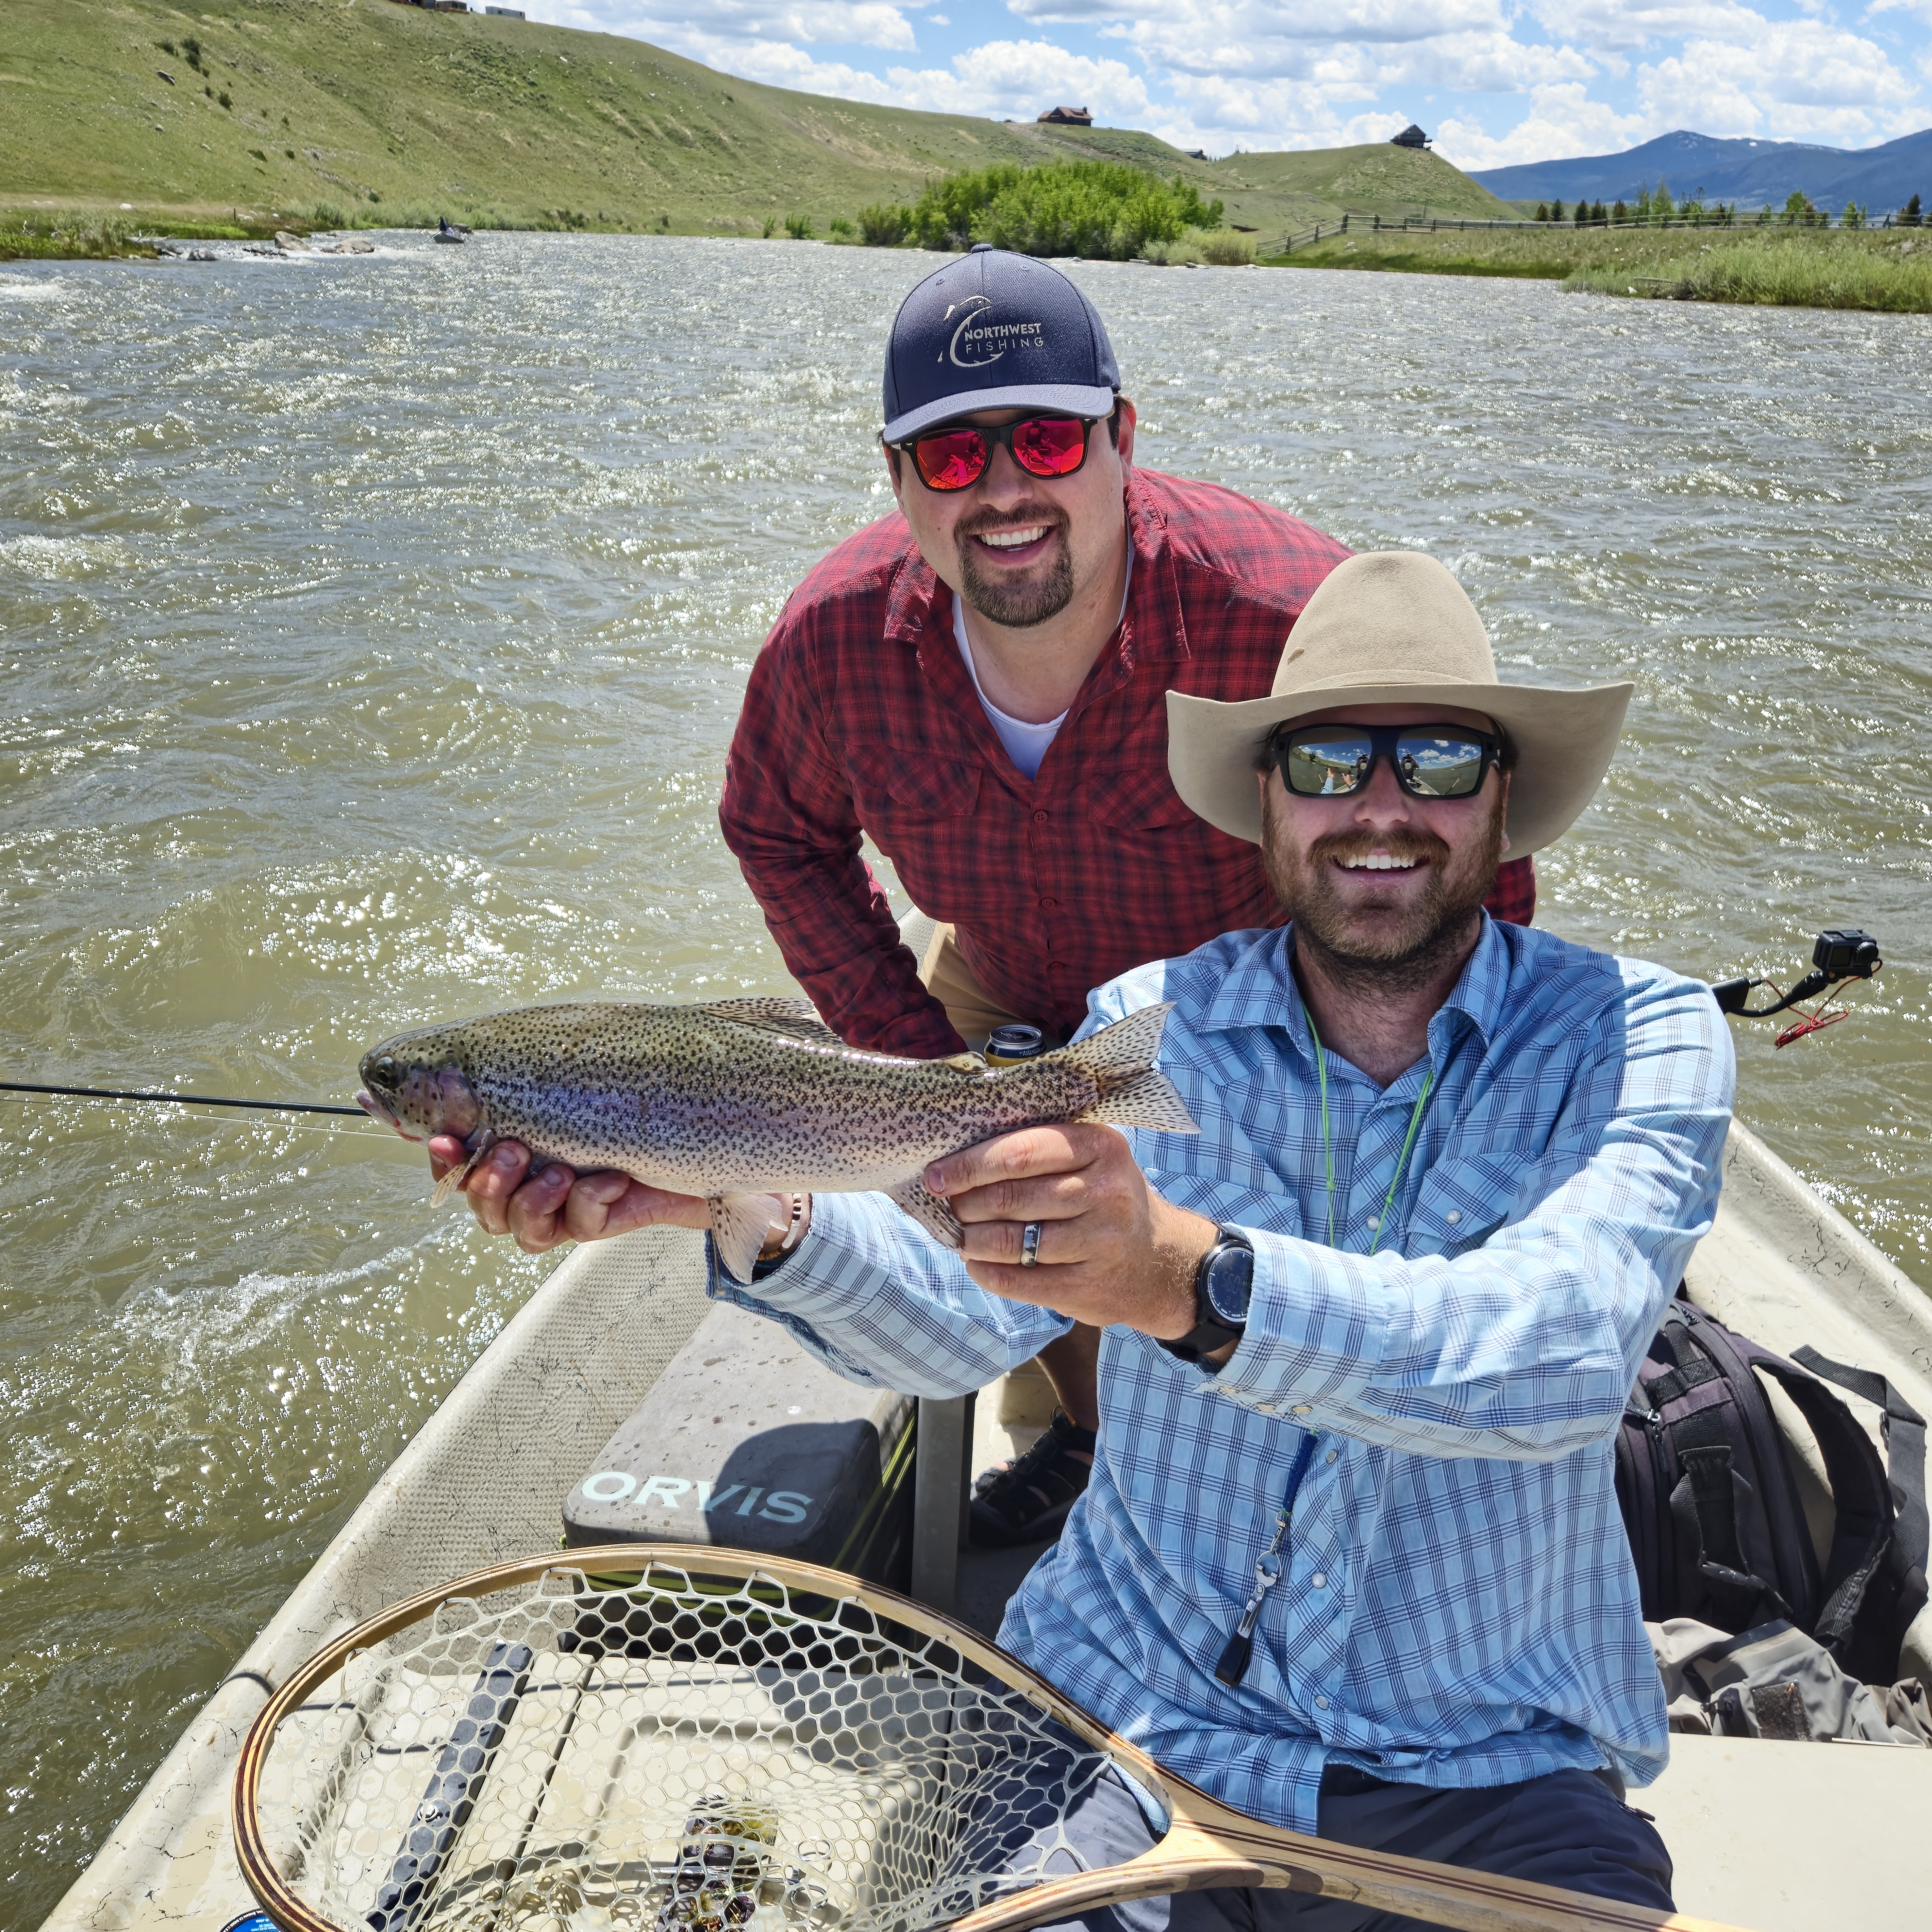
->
<box><xmin>1166</xmin><ymin>550</ymin><xmax>1632</xmax><ymax>855</ymax></box>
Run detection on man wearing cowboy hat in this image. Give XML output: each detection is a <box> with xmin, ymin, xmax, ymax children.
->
<box><xmin>437</xmin><ymin>551</ymin><xmax>1733</xmax><ymax>1917</ymax></box>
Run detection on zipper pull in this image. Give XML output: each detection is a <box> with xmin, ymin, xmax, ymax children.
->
<box><xmin>1215</xmin><ymin>1545</ymin><xmax>1285</xmax><ymax>1687</ymax></box>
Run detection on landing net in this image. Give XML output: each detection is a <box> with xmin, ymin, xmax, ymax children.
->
<box><xmin>245</xmin><ymin>1559</ymin><xmax>1156</xmax><ymax>1932</ymax></box>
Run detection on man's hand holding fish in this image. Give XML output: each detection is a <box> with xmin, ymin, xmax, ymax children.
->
<box><xmin>426</xmin><ymin>1136</ymin><xmax>697</xmax><ymax>1254</ymax></box>
<box><xmin>429</xmin><ymin>1113</ymin><xmax>1224</xmax><ymax>1348</ymax></box>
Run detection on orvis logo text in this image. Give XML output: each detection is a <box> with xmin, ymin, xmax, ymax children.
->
<box><xmin>941</xmin><ymin>297</ymin><xmax>1046</xmax><ymax>369</ymax></box>
<box><xmin>580</xmin><ymin>1470</ymin><xmax>812</xmax><ymax>1525</ymax></box>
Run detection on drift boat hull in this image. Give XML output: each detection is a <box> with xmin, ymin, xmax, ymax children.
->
<box><xmin>37</xmin><ymin>1121</ymin><xmax>1932</xmax><ymax>1932</ymax></box>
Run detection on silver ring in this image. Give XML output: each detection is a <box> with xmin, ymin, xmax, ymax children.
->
<box><xmin>1020</xmin><ymin>1221</ymin><xmax>1043</xmax><ymax>1268</ymax></box>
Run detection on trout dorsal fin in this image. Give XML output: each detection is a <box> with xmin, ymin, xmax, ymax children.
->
<box><xmin>1055</xmin><ymin>1002</ymin><xmax>1200</xmax><ymax>1135</ymax></box>
<box><xmin>698</xmin><ymin>997</ymin><xmax>844</xmax><ymax>1047</ymax></box>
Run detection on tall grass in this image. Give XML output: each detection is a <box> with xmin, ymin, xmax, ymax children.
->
<box><xmin>0</xmin><ymin>211</ymin><xmax>145</xmax><ymax>260</ymax></box>
<box><xmin>1276</xmin><ymin>222</ymin><xmax>1932</xmax><ymax>313</ymax></box>
<box><xmin>1566</xmin><ymin>238</ymin><xmax>1932</xmax><ymax>313</ymax></box>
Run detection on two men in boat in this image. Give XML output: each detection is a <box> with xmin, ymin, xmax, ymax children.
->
<box><xmin>715</xmin><ymin>246</ymin><xmax>1533</xmax><ymax>1545</ymax></box>
<box><xmin>439</xmin><ymin>541</ymin><xmax>1732</xmax><ymax>1917</ymax></box>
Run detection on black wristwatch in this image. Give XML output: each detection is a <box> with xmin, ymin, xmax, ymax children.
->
<box><xmin>1158</xmin><ymin>1225</ymin><xmax>1254</xmax><ymax>1363</ymax></box>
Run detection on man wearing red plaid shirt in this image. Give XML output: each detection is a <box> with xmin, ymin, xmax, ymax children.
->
<box><xmin>719</xmin><ymin>245</ymin><xmax>1535</xmax><ymax>1545</ymax></box>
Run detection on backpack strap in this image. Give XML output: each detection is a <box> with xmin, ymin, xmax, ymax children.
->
<box><xmin>1660</xmin><ymin>1305</ymin><xmax>1817</xmax><ymax>1629</ymax></box>
<box><xmin>1792</xmin><ymin>1347</ymin><xmax>1930</xmax><ymax>1675</ymax></box>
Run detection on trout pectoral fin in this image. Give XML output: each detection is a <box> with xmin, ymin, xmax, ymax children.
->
<box><xmin>709</xmin><ymin>1191</ymin><xmax>783</xmax><ymax>1282</ymax></box>
<box><xmin>885</xmin><ymin>1175</ymin><xmax>965</xmax><ymax>1249</ymax></box>
<box><xmin>431</xmin><ymin>1127</ymin><xmax>500</xmax><ymax>1207</ymax></box>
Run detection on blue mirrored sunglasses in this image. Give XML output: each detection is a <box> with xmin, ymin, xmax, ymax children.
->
<box><xmin>1271</xmin><ymin>723</ymin><xmax>1504</xmax><ymax>800</ymax></box>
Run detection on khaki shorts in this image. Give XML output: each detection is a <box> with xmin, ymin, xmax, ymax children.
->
<box><xmin>917</xmin><ymin>924</ymin><xmax>1063</xmax><ymax>1051</ymax></box>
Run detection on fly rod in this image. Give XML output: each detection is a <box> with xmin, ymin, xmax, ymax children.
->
<box><xmin>0</xmin><ymin>1080</ymin><xmax>366</xmax><ymax>1118</ymax></box>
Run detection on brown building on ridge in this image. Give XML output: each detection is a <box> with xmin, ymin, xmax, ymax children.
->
<box><xmin>1390</xmin><ymin>124</ymin><xmax>1431</xmax><ymax>148</ymax></box>
<box><xmin>1038</xmin><ymin>106</ymin><xmax>1094</xmax><ymax>126</ymax></box>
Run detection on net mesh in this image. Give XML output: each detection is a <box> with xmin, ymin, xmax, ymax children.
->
<box><xmin>253</xmin><ymin>1561</ymin><xmax>1158</xmax><ymax>1932</ymax></box>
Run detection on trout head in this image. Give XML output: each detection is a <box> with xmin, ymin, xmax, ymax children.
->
<box><xmin>357</xmin><ymin>1025</ymin><xmax>486</xmax><ymax>1145</ymax></box>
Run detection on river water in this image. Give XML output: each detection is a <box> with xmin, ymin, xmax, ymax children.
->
<box><xmin>2</xmin><ymin>233</ymin><xmax>1929</xmax><ymax>1920</ymax></box>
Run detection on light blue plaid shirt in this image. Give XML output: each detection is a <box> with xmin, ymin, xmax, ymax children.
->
<box><xmin>712</xmin><ymin>917</ymin><xmax>1735</xmax><ymax>1834</ymax></box>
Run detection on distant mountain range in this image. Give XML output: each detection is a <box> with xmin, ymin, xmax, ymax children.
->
<box><xmin>1469</xmin><ymin>128</ymin><xmax>1932</xmax><ymax>215</ymax></box>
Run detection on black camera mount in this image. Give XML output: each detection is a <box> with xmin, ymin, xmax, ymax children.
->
<box><xmin>1711</xmin><ymin>928</ymin><xmax>1883</xmax><ymax>1020</ymax></box>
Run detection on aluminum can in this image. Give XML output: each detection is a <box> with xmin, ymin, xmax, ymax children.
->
<box><xmin>983</xmin><ymin>1023</ymin><xmax>1046</xmax><ymax>1066</ymax></box>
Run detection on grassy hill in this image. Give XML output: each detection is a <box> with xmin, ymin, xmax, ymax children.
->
<box><xmin>2</xmin><ymin>0</ymin><xmax>1510</xmax><ymax>245</ymax></box>
<box><xmin>1218</xmin><ymin>144</ymin><xmax>1515</xmax><ymax>227</ymax></box>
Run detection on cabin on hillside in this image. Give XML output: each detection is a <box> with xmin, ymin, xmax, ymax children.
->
<box><xmin>1038</xmin><ymin>106</ymin><xmax>1093</xmax><ymax>126</ymax></box>
<box><xmin>1390</xmin><ymin>124</ymin><xmax>1431</xmax><ymax>149</ymax></box>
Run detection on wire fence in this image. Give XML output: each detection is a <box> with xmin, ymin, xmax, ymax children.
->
<box><xmin>1262</xmin><ymin>208</ymin><xmax>1927</xmax><ymax>255</ymax></box>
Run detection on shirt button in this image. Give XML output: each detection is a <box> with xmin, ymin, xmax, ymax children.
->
<box><xmin>1032</xmin><ymin>809</ymin><xmax>1049</xmax><ymax>822</ymax></box>
<box><xmin>1257</xmin><ymin>1402</ymin><xmax>1276</xmax><ymax>1413</ymax></box>
<box><xmin>1325</xmin><ymin>1449</ymin><xmax>1338</xmax><ymax>1464</ymax></box>
<box><xmin>1364</xmin><ymin>1215</ymin><xmax>1380</xmax><ymax>1232</ymax></box>
<box><xmin>1039</xmin><ymin>896</ymin><xmax>1057</xmax><ymax>908</ymax></box>
<box><xmin>1311</xmin><ymin>1572</ymin><xmax>1327</xmax><ymax>1589</ymax></box>
<box><xmin>1446</xmin><ymin>1209</ymin><xmax>1462</xmax><ymax>1225</ymax></box>
<box><xmin>1291</xmin><ymin>1404</ymin><xmax>1312</xmax><ymax>1416</ymax></box>
<box><xmin>1314</xmin><ymin>1694</ymin><xmax>1330</xmax><ymax>1710</ymax></box>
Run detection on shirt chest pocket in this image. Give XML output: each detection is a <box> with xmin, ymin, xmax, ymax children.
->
<box><xmin>1087</xmin><ymin>760</ymin><xmax>1200</xmax><ymax>832</ymax></box>
<box><xmin>844</xmin><ymin>747</ymin><xmax>982</xmax><ymax>845</ymax></box>
<box><xmin>1407</xmin><ymin>1158</ymin><xmax>1511</xmax><ymax>1254</ymax></box>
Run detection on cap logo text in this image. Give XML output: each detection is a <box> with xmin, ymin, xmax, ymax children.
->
<box><xmin>942</xmin><ymin>296</ymin><xmax>1044</xmax><ymax>369</ymax></box>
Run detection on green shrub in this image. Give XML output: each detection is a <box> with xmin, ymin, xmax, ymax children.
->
<box><xmin>761</xmin><ymin>214</ymin><xmax>777</xmax><ymax>238</ymax></box>
<box><xmin>218</xmin><ymin>91</ymin><xmax>232</xmax><ymax>110</ymax></box>
<box><xmin>882</xmin><ymin>159</ymin><xmax>1223</xmax><ymax>260</ymax></box>
<box><xmin>1533</xmin><ymin>202</ymin><xmax>1548</xmax><ymax>222</ymax></box>
<box><xmin>857</xmin><ymin>202</ymin><xmax>910</xmax><ymax>246</ymax></box>
<box><xmin>1198</xmin><ymin>230</ymin><xmax>1254</xmax><ymax>265</ymax></box>
<box><xmin>784</xmin><ymin>212</ymin><xmax>815</xmax><ymax>238</ymax></box>
<box><xmin>312</xmin><ymin>201</ymin><xmax>347</xmax><ymax>228</ymax></box>
<box><xmin>828</xmin><ymin>216</ymin><xmax>855</xmax><ymax>240</ymax></box>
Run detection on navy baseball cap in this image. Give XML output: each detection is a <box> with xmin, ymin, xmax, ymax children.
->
<box><xmin>882</xmin><ymin>243</ymin><xmax>1120</xmax><ymax>444</ymax></box>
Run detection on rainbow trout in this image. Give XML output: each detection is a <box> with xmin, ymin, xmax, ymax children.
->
<box><xmin>357</xmin><ymin>996</ymin><xmax>1196</xmax><ymax>1277</ymax></box>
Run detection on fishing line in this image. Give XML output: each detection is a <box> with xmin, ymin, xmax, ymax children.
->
<box><xmin>0</xmin><ymin>1080</ymin><xmax>367</xmax><ymax>1118</ymax></box>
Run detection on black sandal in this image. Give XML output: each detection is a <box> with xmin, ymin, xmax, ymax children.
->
<box><xmin>968</xmin><ymin>1410</ymin><xmax>1097</xmax><ymax>1549</ymax></box>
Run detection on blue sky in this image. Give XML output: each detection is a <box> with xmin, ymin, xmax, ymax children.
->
<box><xmin>526</xmin><ymin>0</ymin><xmax>1932</xmax><ymax>166</ymax></box>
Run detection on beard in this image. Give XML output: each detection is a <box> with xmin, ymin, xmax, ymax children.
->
<box><xmin>955</xmin><ymin>510</ymin><xmax>1076</xmax><ymax>628</ymax></box>
<box><xmin>1261</xmin><ymin>791</ymin><xmax>1506</xmax><ymax>998</ymax></box>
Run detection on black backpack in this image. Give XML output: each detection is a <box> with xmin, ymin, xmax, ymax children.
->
<box><xmin>1614</xmin><ymin>1295</ymin><xmax>1929</xmax><ymax>1684</ymax></box>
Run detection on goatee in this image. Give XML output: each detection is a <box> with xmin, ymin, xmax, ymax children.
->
<box><xmin>956</xmin><ymin>516</ymin><xmax>1075</xmax><ymax>628</ymax></box>
<box><xmin>1261</xmin><ymin>799</ymin><xmax>1504</xmax><ymax>1000</ymax></box>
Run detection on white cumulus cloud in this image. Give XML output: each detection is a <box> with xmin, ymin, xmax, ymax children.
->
<box><xmin>1433</xmin><ymin>82</ymin><xmax>1647</xmax><ymax>167</ymax></box>
<box><xmin>535</xmin><ymin>0</ymin><xmax>1931</xmax><ymax>171</ymax></box>
<box><xmin>558</xmin><ymin>0</ymin><xmax>916</xmax><ymax>51</ymax></box>
<box><xmin>1638</xmin><ymin>20</ymin><xmax>1918</xmax><ymax>139</ymax></box>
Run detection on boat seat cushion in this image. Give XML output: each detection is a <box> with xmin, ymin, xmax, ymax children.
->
<box><xmin>562</xmin><ymin>1305</ymin><xmax>913</xmax><ymax>1581</ymax></box>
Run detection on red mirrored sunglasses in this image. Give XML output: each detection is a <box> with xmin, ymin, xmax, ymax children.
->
<box><xmin>891</xmin><ymin>412</ymin><xmax>1107</xmax><ymax>492</ymax></box>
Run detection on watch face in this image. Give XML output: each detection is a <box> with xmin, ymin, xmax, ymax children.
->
<box><xmin>1204</xmin><ymin>1242</ymin><xmax>1254</xmax><ymax>1326</ymax></box>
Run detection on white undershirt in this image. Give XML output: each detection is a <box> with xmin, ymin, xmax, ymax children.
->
<box><xmin>953</xmin><ymin>555</ymin><xmax>1132</xmax><ymax>782</ymax></box>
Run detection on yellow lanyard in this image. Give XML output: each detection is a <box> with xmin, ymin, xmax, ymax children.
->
<box><xmin>1302</xmin><ymin>1004</ymin><xmax>1435</xmax><ymax>1257</ymax></box>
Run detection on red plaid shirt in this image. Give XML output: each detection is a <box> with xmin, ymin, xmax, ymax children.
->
<box><xmin>721</xmin><ymin>469</ymin><xmax>1534</xmax><ymax>1056</ymax></box>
